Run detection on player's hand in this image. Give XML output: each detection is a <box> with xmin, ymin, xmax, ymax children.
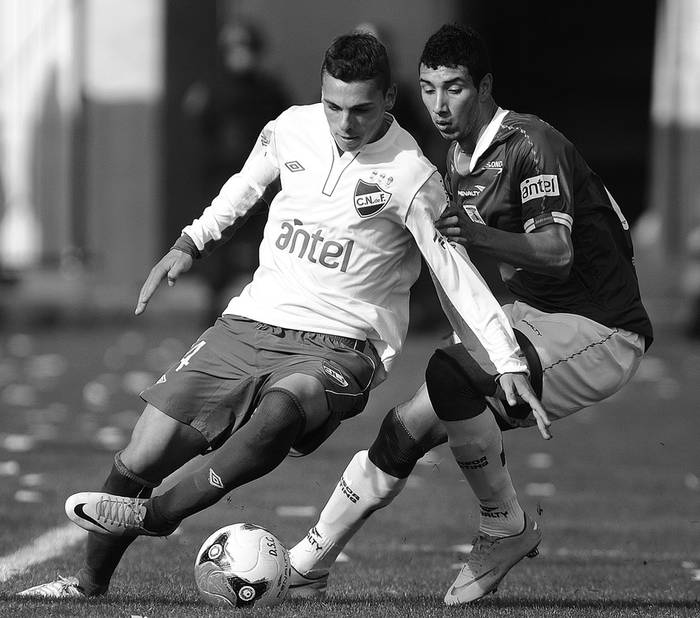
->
<box><xmin>135</xmin><ymin>249</ymin><xmax>193</xmax><ymax>316</ymax></box>
<box><xmin>498</xmin><ymin>372</ymin><xmax>552</xmax><ymax>440</ymax></box>
<box><xmin>435</xmin><ymin>205</ymin><xmax>485</xmax><ymax>248</ymax></box>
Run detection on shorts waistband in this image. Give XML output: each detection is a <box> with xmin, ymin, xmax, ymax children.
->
<box><xmin>254</xmin><ymin>321</ymin><xmax>368</xmax><ymax>352</ymax></box>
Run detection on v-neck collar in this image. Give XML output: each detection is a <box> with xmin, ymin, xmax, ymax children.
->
<box><xmin>460</xmin><ymin>107</ymin><xmax>509</xmax><ymax>173</ymax></box>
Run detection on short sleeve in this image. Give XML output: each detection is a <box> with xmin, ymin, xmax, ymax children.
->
<box><xmin>514</xmin><ymin>127</ymin><xmax>575</xmax><ymax>233</ymax></box>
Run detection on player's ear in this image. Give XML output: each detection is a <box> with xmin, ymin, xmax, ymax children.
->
<box><xmin>384</xmin><ymin>83</ymin><xmax>397</xmax><ymax>111</ymax></box>
<box><xmin>478</xmin><ymin>73</ymin><xmax>493</xmax><ymax>100</ymax></box>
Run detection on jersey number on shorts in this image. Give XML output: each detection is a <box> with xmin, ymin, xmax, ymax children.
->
<box><xmin>176</xmin><ymin>341</ymin><xmax>206</xmax><ymax>372</ymax></box>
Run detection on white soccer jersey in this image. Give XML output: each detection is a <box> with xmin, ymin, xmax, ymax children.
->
<box><xmin>182</xmin><ymin>103</ymin><xmax>526</xmax><ymax>382</ymax></box>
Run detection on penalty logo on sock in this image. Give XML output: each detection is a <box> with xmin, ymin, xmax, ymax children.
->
<box><xmin>209</xmin><ymin>468</ymin><xmax>224</xmax><ymax>489</ymax></box>
<box><xmin>481</xmin><ymin>504</ymin><xmax>509</xmax><ymax>519</ymax></box>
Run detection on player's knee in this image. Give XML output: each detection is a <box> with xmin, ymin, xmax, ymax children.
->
<box><xmin>368</xmin><ymin>407</ymin><xmax>435</xmax><ymax>478</ymax></box>
<box><xmin>396</xmin><ymin>385</ymin><xmax>445</xmax><ymax>440</ymax></box>
<box><xmin>266</xmin><ymin>374</ymin><xmax>327</xmax><ymax>432</ymax></box>
<box><xmin>425</xmin><ymin>349</ymin><xmax>486</xmax><ymax>422</ymax></box>
<box><xmin>255</xmin><ymin>388</ymin><xmax>306</xmax><ymax>443</ymax></box>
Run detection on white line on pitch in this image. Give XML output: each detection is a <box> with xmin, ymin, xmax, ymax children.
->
<box><xmin>0</xmin><ymin>523</ymin><xmax>86</xmax><ymax>582</ymax></box>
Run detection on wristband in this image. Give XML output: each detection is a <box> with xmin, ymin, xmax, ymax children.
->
<box><xmin>170</xmin><ymin>234</ymin><xmax>200</xmax><ymax>259</ymax></box>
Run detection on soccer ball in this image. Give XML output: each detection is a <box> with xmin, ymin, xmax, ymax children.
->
<box><xmin>194</xmin><ymin>523</ymin><xmax>291</xmax><ymax>608</ymax></box>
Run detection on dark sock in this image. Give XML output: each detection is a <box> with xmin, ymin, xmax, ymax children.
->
<box><xmin>146</xmin><ymin>389</ymin><xmax>304</xmax><ymax>531</ymax></box>
<box><xmin>76</xmin><ymin>453</ymin><xmax>158</xmax><ymax>595</ymax></box>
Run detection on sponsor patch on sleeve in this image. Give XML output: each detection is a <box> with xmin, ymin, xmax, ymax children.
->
<box><xmin>520</xmin><ymin>174</ymin><xmax>560</xmax><ymax>203</ymax></box>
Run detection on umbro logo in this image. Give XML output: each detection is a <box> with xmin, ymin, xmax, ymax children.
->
<box><xmin>285</xmin><ymin>161</ymin><xmax>305</xmax><ymax>172</ymax></box>
<box><xmin>209</xmin><ymin>468</ymin><xmax>224</xmax><ymax>489</ymax></box>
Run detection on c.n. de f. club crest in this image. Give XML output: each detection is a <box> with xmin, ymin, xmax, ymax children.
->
<box><xmin>353</xmin><ymin>179</ymin><xmax>391</xmax><ymax>217</ymax></box>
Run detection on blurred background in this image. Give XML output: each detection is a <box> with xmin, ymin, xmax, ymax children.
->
<box><xmin>0</xmin><ymin>0</ymin><xmax>697</xmax><ymax>333</ymax></box>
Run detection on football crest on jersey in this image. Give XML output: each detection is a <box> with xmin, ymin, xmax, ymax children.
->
<box><xmin>353</xmin><ymin>180</ymin><xmax>391</xmax><ymax>218</ymax></box>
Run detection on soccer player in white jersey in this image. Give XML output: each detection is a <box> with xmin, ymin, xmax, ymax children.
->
<box><xmin>287</xmin><ymin>24</ymin><xmax>652</xmax><ymax>605</ymax></box>
<box><xmin>19</xmin><ymin>32</ymin><xmax>545</xmax><ymax>599</ymax></box>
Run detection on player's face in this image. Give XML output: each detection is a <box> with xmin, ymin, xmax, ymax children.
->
<box><xmin>419</xmin><ymin>64</ymin><xmax>483</xmax><ymax>147</ymax></box>
<box><xmin>321</xmin><ymin>72</ymin><xmax>395</xmax><ymax>153</ymax></box>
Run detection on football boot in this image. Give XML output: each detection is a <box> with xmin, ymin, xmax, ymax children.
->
<box><xmin>444</xmin><ymin>512</ymin><xmax>541</xmax><ymax>605</ymax></box>
<box><xmin>18</xmin><ymin>575</ymin><xmax>87</xmax><ymax>598</ymax></box>
<box><xmin>65</xmin><ymin>492</ymin><xmax>174</xmax><ymax>537</ymax></box>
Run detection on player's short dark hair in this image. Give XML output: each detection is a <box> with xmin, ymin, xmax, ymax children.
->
<box><xmin>420</xmin><ymin>24</ymin><xmax>492</xmax><ymax>88</ymax></box>
<box><xmin>322</xmin><ymin>33</ymin><xmax>392</xmax><ymax>93</ymax></box>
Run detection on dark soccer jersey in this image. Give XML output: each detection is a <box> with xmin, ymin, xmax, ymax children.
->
<box><xmin>445</xmin><ymin>110</ymin><xmax>653</xmax><ymax>345</ymax></box>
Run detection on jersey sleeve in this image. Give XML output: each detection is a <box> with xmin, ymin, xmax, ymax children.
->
<box><xmin>181</xmin><ymin>120</ymin><xmax>281</xmax><ymax>257</ymax></box>
<box><xmin>514</xmin><ymin>126</ymin><xmax>575</xmax><ymax>233</ymax></box>
<box><xmin>405</xmin><ymin>173</ymin><xmax>528</xmax><ymax>376</ymax></box>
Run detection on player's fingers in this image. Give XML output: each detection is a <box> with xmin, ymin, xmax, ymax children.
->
<box><xmin>134</xmin><ymin>267</ymin><xmax>165</xmax><ymax>315</ymax></box>
<box><xmin>534</xmin><ymin>411</ymin><xmax>552</xmax><ymax>440</ymax></box>
<box><xmin>502</xmin><ymin>381</ymin><xmax>518</xmax><ymax>407</ymax></box>
<box><xmin>522</xmin><ymin>393</ymin><xmax>552</xmax><ymax>440</ymax></box>
<box><xmin>435</xmin><ymin>215</ymin><xmax>459</xmax><ymax>228</ymax></box>
<box><xmin>135</xmin><ymin>280</ymin><xmax>156</xmax><ymax>315</ymax></box>
<box><xmin>436</xmin><ymin>226</ymin><xmax>465</xmax><ymax>241</ymax></box>
<box><xmin>167</xmin><ymin>266</ymin><xmax>180</xmax><ymax>287</ymax></box>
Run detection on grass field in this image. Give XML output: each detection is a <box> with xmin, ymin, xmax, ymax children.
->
<box><xmin>0</xmin><ymin>321</ymin><xmax>698</xmax><ymax>617</ymax></box>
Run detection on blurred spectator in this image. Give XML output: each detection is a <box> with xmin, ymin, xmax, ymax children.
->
<box><xmin>183</xmin><ymin>19</ymin><xmax>291</xmax><ymax>325</ymax></box>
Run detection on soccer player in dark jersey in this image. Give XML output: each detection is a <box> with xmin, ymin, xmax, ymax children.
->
<box><xmin>289</xmin><ymin>23</ymin><xmax>653</xmax><ymax>605</ymax></box>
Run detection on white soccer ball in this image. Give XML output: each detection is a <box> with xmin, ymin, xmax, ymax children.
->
<box><xmin>194</xmin><ymin>523</ymin><xmax>291</xmax><ymax>608</ymax></box>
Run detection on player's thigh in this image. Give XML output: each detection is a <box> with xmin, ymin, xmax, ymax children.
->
<box><xmin>395</xmin><ymin>383</ymin><xmax>447</xmax><ymax>448</ymax></box>
<box><xmin>121</xmin><ymin>403</ymin><xmax>209</xmax><ymax>480</ymax></box>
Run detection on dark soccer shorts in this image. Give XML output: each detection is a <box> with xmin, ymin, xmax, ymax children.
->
<box><xmin>140</xmin><ymin>315</ymin><xmax>379</xmax><ymax>455</ymax></box>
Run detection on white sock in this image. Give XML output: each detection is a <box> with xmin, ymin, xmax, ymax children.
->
<box><xmin>289</xmin><ymin>450</ymin><xmax>405</xmax><ymax>574</ymax></box>
<box><xmin>443</xmin><ymin>413</ymin><xmax>525</xmax><ymax>538</ymax></box>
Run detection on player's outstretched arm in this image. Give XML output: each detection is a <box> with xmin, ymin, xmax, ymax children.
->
<box><xmin>498</xmin><ymin>372</ymin><xmax>551</xmax><ymax>440</ymax></box>
<box><xmin>135</xmin><ymin>249</ymin><xmax>193</xmax><ymax>315</ymax></box>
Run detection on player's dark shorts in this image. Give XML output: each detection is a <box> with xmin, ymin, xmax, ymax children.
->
<box><xmin>140</xmin><ymin>315</ymin><xmax>379</xmax><ymax>456</ymax></box>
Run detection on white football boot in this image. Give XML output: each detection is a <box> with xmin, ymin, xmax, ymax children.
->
<box><xmin>444</xmin><ymin>513</ymin><xmax>541</xmax><ymax>605</ymax></box>
<box><xmin>18</xmin><ymin>575</ymin><xmax>86</xmax><ymax>598</ymax></box>
<box><xmin>65</xmin><ymin>492</ymin><xmax>174</xmax><ymax>537</ymax></box>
